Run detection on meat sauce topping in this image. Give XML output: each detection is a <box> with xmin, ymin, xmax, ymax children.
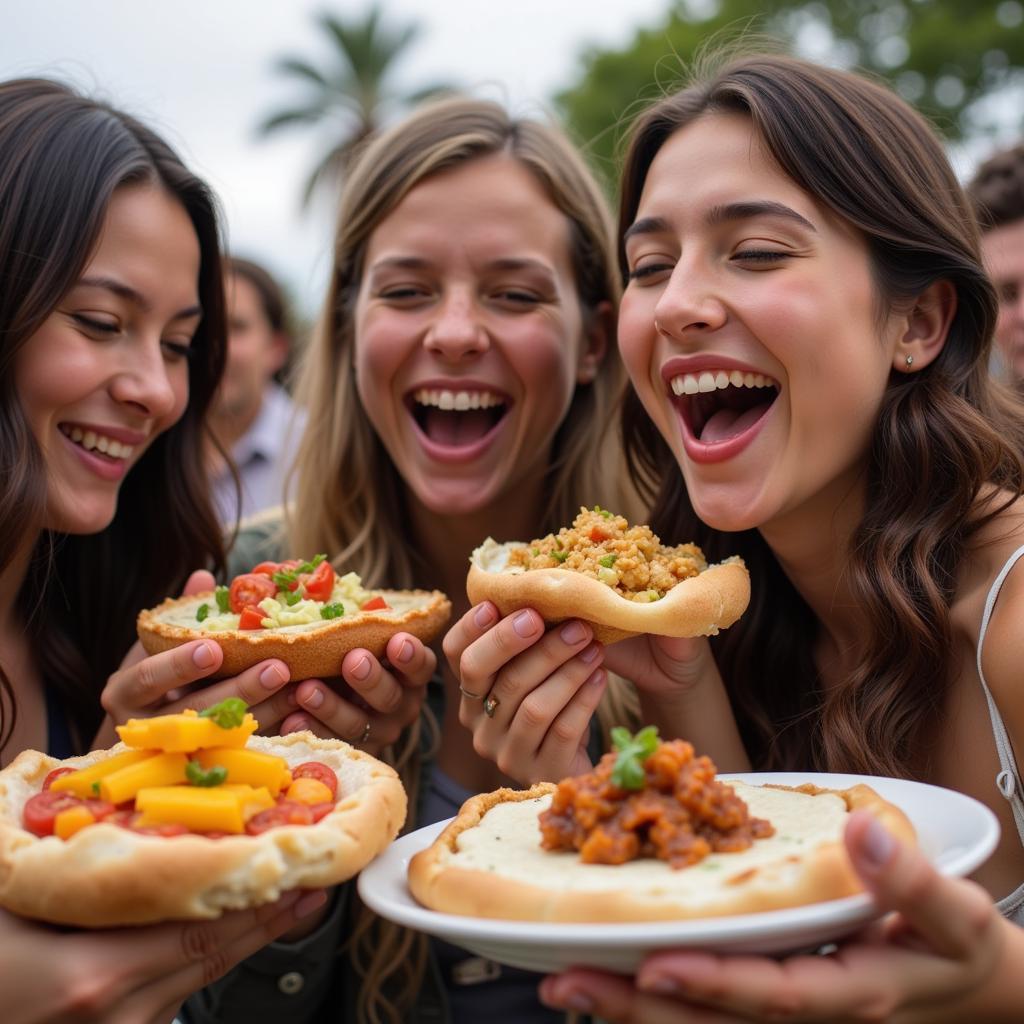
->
<box><xmin>539</xmin><ymin>729</ymin><xmax>773</xmax><ymax>869</ymax></box>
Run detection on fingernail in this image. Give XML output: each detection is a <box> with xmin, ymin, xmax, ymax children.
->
<box><xmin>580</xmin><ymin>641</ymin><xmax>601</xmax><ymax>664</ymax></box>
<box><xmin>260</xmin><ymin>664</ymin><xmax>286</xmax><ymax>690</ymax></box>
<box><xmin>294</xmin><ymin>890</ymin><xmax>327</xmax><ymax>918</ymax></box>
<box><xmin>513</xmin><ymin>611</ymin><xmax>538</xmax><ymax>638</ymax></box>
<box><xmin>192</xmin><ymin>643</ymin><xmax>216</xmax><ymax>669</ymax></box>
<box><xmin>585</xmin><ymin>668</ymin><xmax>606</xmax><ymax>692</ymax></box>
<box><xmin>303</xmin><ymin>687</ymin><xmax>324</xmax><ymax>710</ymax></box>
<box><xmin>560</xmin><ymin>621</ymin><xmax>587</xmax><ymax>645</ymax></box>
<box><xmin>474</xmin><ymin>604</ymin><xmax>496</xmax><ymax>628</ymax></box>
<box><xmin>397</xmin><ymin>640</ymin><xmax>414</xmax><ymax>663</ymax></box>
<box><xmin>351</xmin><ymin>656</ymin><xmax>371</xmax><ymax>681</ymax></box>
<box><xmin>860</xmin><ymin>816</ymin><xmax>897</xmax><ymax>870</ymax></box>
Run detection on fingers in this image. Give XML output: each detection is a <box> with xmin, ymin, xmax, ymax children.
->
<box><xmin>166</xmin><ymin>660</ymin><xmax>293</xmax><ymax>727</ymax></box>
<box><xmin>102</xmin><ymin>641</ymin><xmax>225</xmax><ymax>722</ymax></box>
<box><xmin>182</xmin><ymin>569</ymin><xmax>216</xmax><ymax>596</ymax></box>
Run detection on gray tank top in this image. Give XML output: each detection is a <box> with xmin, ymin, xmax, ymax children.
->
<box><xmin>976</xmin><ymin>544</ymin><xmax>1024</xmax><ymax>925</ymax></box>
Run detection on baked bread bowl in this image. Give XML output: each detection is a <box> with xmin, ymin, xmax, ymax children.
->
<box><xmin>0</xmin><ymin>713</ymin><xmax>406</xmax><ymax>927</ymax></box>
<box><xmin>137</xmin><ymin>556</ymin><xmax>450</xmax><ymax>678</ymax></box>
<box><xmin>466</xmin><ymin>508</ymin><xmax>749</xmax><ymax>643</ymax></box>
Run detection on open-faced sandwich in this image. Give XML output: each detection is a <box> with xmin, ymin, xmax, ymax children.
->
<box><xmin>138</xmin><ymin>555</ymin><xmax>451</xmax><ymax>678</ymax></box>
<box><xmin>0</xmin><ymin>699</ymin><xmax>406</xmax><ymax>926</ymax></box>
<box><xmin>466</xmin><ymin>507</ymin><xmax>749</xmax><ymax>643</ymax></box>
<box><xmin>408</xmin><ymin>727</ymin><xmax>914</xmax><ymax>922</ymax></box>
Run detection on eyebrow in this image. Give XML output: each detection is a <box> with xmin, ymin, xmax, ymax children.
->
<box><xmin>76</xmin><ymin>275</ymin><xmax>202</xmax><ymax>320</ymax></box>
<box><xmin>368</xmin><ymin>256</ymin><xmax>555</xmax><ymax>275</ymax></box>
<box><xmin>623</xmin><ymin>201</ymin><xmax>817</xmax><ymax>242</ymax></box>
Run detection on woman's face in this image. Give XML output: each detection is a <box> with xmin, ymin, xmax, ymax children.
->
<box><xmin>353</xmin><ymin>154</ymin><xmax>601</xmax><ymax>516</ymax></box>
<box><xmin>14</xmin><ymin>184</ymin><xmax>201</xmax><ymax>535</ymax></box>
<box><xmin>619</xmin><ymin>113</ymin><xmax>906</xmax><ymax>534</ymax></box>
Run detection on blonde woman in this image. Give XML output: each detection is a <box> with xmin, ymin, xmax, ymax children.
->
<box><xmin>212</xmin><ymin>97</ymin><xmax>635</xmax><ymax>1024</ymax></box>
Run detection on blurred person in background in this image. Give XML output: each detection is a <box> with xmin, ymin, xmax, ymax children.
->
<box><xmin>969</xmin><ymin>142</ymin><xmax>1024</xmax><ymax>389</ymax></box>
<box><xmin>207</xmin><ymin>256</ymin><xmax>305</xmax><ymax>523</ymax></box>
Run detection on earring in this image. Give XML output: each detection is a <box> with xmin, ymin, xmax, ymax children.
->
<box><xmin>905</xmin><ymin>354</ymin><xmax>914</xmax><ymax>368</ymax></box>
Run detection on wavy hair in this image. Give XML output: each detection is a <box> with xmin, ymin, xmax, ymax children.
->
<box><xmin>0</xmin><ymin>78</ymin><xmax>227</xmax><ymax>756</ymax></box>
<box><xmin>285</xmin><ymin>95</ymin><xmax>631</xmax><ymax>1023</ymax></box>
<box><xmin>619</xmin><ymin>53</ymin><xmax>1024</xmax><ymax>779</ymax></box>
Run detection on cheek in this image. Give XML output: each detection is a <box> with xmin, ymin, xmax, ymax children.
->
<box><xmin>616</xmin><ymin>298</ymin><xmax>657</xmax><ymax>388</ymax></box>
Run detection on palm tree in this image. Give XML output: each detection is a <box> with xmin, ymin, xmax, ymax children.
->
<box><xmin>259</xmin><ymin>4</ymin><xmax>446</xmax><ymax>205</ymax></box>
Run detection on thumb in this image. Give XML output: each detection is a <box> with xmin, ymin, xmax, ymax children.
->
<box><xmin>183</xmin><ymin>569</ymin><xmax>216</xmax><ymax>596</ymax></box>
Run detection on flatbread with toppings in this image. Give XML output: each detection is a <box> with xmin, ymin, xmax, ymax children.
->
<box><xmin>138</xmin><ymin>555</ymin><xmax>451</xmax><ymax>678</ymax></box>
<box><xmin>466</xmin><ymin>507</ymin><xmax>749</xmax><ymax>643</ymax></box>
<box><xmin>408</xmin><ymin>729</ymin><xmax>914</xmax><ymax>923</ymax></box>
<box><xmin>0</xmin><ymin>700</ymin><xmax>407</xmax><ymax>926</ymax></box>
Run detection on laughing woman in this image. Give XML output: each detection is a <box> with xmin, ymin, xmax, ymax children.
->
<box><xmin>537</xmin><ymin>52</ymin><xmax>1024</xmax><ymax>1023</ymax></box>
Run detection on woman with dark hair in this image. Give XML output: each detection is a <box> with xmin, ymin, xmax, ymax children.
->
<box><xmin>0</xmin><ymin>78</ymin><xmax>322</xmax><ymax>1020</ymax></box>
<box><xmin>511</xmin><ymin>53</ymin><xmax>1024</xmax><ymax>1021</ymax></box>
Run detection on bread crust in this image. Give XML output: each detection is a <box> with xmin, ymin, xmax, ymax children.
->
<box><xmin>466</xmin><ymin>541</ymin><xmax>749</xmax><ymax>643</ymax></box>
<box><xmin>137</xmin><ymin>589</ymin><xmax>451</xmax><ymax>679</ymax></box>
<box><xmin>0</xmin><ymin>733</ymin><xmax>407</xmax><ymax>927</ymax></box>
<box><xmin>408</xmin><ymin>781</ymin><xmax>914</xmax><ymax>923</ymax></box>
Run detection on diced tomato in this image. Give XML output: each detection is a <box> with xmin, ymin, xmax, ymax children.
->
<box><xmin>292</xmin><ymin>761</ymin><xmax>338</xmax><ymax>799</ymax></box>
<box><xmin>42</xmin><ymin>767</ymin><xmax>76</xmax><ymax>791</ymax></box>
<box><xmin>250</xmin><ymin>561</ymin><xmax>281</xmax><ymax>578</ymax></box>
<box><xmin>238</xmin><ymin>606</ymin><xmax>266</xmax><ymax>630</ymax></box>
<box><xmin>302</xmin><ymin>561</ymin><xmax>335</xmax><ymax>602</ymax></box>
<box><xmin>23</xmin><ymin>790</ymin><xmax>84</xmax><ymax>836</ymax></box>
<box><xmin>229</xmin><ymin>573</ymin><xmax>278</xmax><ymax>613</ymax></box>
<box><xmin>360</xmin><ymin>595</ymin><xmax>390</xmax><ymax>612</ymax></box>
<box><xmin>245</xmin><ymin>801</ymin><xmax>314</xmax><ymax>835</ymax></box>
<box><xmin>82</xmin><ymin>799</ymin><xmax>117</xmax><ymax>821</ymax></box>
<box><xmin>310</xmin><ymin>802</ymin><xmax>336</xmax><ymax>823</ymax></box>
<box><xmin>589</xmin><ymin>526</ymin><xmax>610</xmax><ymax>542</ymax></box>
<box><xmin>106</xmin><ymin>809</ymin><xmax>139</xmax><ymax>828</ymax></box>
<box><xmin>133</xmin><ymin>822</ymin><xmax>190</xmax><ymax>837</ymax></box>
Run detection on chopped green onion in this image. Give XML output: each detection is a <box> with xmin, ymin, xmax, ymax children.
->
<box><xmin>198</xmin><ymin>697</ymin><xmax>248</xmax><ymax>729</ymax></box>
<box><xmin>552</xmin><ymin>550</ymin><xmax>569</xmax><ymax>563</ymax></box>
<box><xmin>196</xmin><ymin>603</ymin><xmax>209</xmax><ymax>623</ymax></box>
<box><xmin>532</xmin><ymin>547</ymin><xmax>540</xmax><ymax>557</ymax></box>
<box><xmin>320</xmin><ymin>602</ymin><xmax>345</xmax><ymax>619</ymax></box>
<box><xmin>610</xmin><ymin>725</ymin><xmax>660</xmax><ymax>790</ymax></box>
<box><xmin>598</xmin><ymin>554</ymin><xmax>617</xmax><ymax>568</ymax></box>
<box><xmin>296</xmin><ymin>554</ymin><xmax>326</xmax><ymax>573</ymax></box>
<box><xmin>593</xmin><ymin>505</ymin><xmax>613</xmax><ymax>519</ymax></box>
<box><xmin>214</xmin><ymin>586</ymin><xmax>230</xmax><ymax>613</ymax></box>
<box><xmin>91</xmin><ymin>781</ymin><xmax>100</xmax><ymax>796</ymax></box>
<box><xmin>186</xmin><ymin>759</ymin><xmax>227</xmax><ymax>787</ymax></box>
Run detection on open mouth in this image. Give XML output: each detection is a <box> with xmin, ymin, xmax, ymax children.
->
<box><xmin>408</xmin><ymin>387</ymin><xmax>510</xmax><ymax>448</ymax></box>
<box><xmin>58</xmin><ymin>423</ymin><xmax>135</xmax><ymax>461</ymax></box>
<box><xmin>669</xmin><ymin>370</ymin><xmax>779</xmax><ymax>444</ymax></box>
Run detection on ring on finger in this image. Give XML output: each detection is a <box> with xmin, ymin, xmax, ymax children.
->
<box><xmin>360</xmin><ymin>719</ymin><xmax>371</xmax><ymax>744</ymax></box>
<box><xmin>459</xmin><ymin>685</ymin><xmax>485</xmax><ymax>700</ymax></box>
<box><xmin>483</xmin><ymin>693</ymin><xmax>500</xmax><ymax>718</ymax></box>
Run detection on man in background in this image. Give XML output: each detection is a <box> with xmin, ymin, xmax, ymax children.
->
<box><xmin>968</xmin><ymin>142</ymin><xmax>1024</xmax><ymax>388</ymax></box>
<box><xmin>208</xmin><ymin>257</ymin><xmax>304</xmax><ymax>523</ymax></box>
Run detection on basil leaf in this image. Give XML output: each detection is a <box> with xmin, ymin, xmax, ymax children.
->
<box><xmin>214</xmin><ymin>586</ymin><xmax>230</xmax><ymax>613</ymax></box>
<box><xmin>198</xmin><ymin>697</ymin><xmax>248</xmax><ymax>729</ymax></box>
<box><xmin>196</xmin><ymin>603</ymin><xmax>209</xmax><ymax>623</ymax></box>
<box><xmin>186</xmin><ymin>759</ymin><xmax>227</xmax><ymax>787</ymax></box>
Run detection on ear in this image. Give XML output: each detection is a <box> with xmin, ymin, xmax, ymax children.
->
<box><xmin>577</xmin><ymin>300</ymin><xmax>613</xmax><ymax>385</ymax></box>
<box><xmin>894</xmin><ymin>279</ymin><xmax>957</xmax><ymax>373</ymax></box>
<box><xmin>268</xmin><ymin>331</ymin><xmax>290</xmax><ymax>375</ymax></box>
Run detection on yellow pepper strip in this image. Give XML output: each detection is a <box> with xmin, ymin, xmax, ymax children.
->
<box><xmin>194</xmin><ymin>748</ymin><xmax>291</xmax><ymax>796</ymax></box>
<box><xmin>286</xmin><ymin>778</ymin><xmax>334</xmax><ymax>805</ymax></box>
<box><xmin>99</xmin><ymin>752</ymin><xmax>189</xmax><ymax>804</ymax></box>
<box><xmin>54</xmin><ymin>805</ymin><xmax>96</xmax><ymax>839</ymax></box>
<box><xmin>116</xmin><ymin>710</ymin><xmax>258</xmax><ymax>753</ymax></box>
<box><xmin>49</xmin><ymin>749</ymin><xmax>156</xmax><ymax>798</ymax></box>
<box><xmin>135</xmin><ymin>785</ymin><xmax>248</xmax><ymax>834</ymax></box>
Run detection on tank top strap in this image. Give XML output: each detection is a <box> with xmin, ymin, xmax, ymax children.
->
<box><xmin>976</xmin><ymin>544</ymin><xmax>1024</xmax><ymax>845</ymax></box>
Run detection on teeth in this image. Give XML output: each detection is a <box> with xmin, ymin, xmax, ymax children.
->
<box><xmin>413</xmin><ymin>388</ymin><xmax>504</xmax><ymax>411</ymax></box>
<box><xmin>59</xmin><ymin>424</ymin><xmax>134</xmax><ymax>460</ymax></box>
<box><xmin>669</xmin><ymin>371</ymin><xmax>777</xmax><ymax>396</ymax></box>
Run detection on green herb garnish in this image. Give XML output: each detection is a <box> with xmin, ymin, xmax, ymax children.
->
<box><xmin>610</xmin><ymin>725</ymin><xmax>660</xmax><ymax>790</ymax></box>
<box><xmin>186</xmin><ymin>759</ymin><xmax>228</xmax><ymax>787</ymax></box>
<box><xmin>273</xmin><ymin>554</ymin><xmax>327</xmax><ymax>590</ymax></box>
<box><xmin>198</xmin><ymin>697</ymin><xmax>248</xmax><ymax>729</ymax></box>
<box><xmin>284</xmin><ymin>591</ymin><xmax>303</xmax><ymax>606</ymax></box>
<box><xmin>214</xmin><ymin>586</ymin><xmax>230</xmax><ymax>613</ymax></box>
<box><xmin>593</xmin><ymin>505</ymin><xmax>613</xmax><ymax>519</ymax></box>
<box><xmin>598</xmin><ymin>554</ymin><xmax>617</xmax><ymax>568</ymax></box>
<box><xmin>91</xmin><ymin>781</ymin><xmax>100</xmax><ymax>796</ymax></box>
<box><xmin>551</xmin><ymin>550</ymin><xmax>569</xmax><ymax>563</ymax></box>
<box><xmin>320</xmin><ymin>602</ymin><xmax>345</xmax><ymax>619</ymax></box>
<box><xmin>196</xmin><ymin>603</ymin><xmax>209</xmax><ymax>622</ymax></box>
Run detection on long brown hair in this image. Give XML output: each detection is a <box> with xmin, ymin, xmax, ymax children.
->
<box><xmin>619</xmin><ymin>53</ymin><xmax>1024</xmax><ymax>778</ymax></box>
<box><xmin>0</xmin><ymin>78</ymin><xmax>227</xmax><ymax>756</ymax></box>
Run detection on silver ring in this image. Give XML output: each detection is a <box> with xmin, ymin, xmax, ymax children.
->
<box><xmin>459</xmin><ymin>685</ymin><xmax>485</xmax><ymax>700</ymax></box>
<box><xmin>360</xmin><ymin>720</ymin><xmax>371</xmax><ymax>744</ymax></box>
<box><xmin>483</xmin><ymin>693</ymin><xmax>500</xmax><ymax>718</ymax></box>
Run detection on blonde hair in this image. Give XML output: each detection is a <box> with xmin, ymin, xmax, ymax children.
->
<box><xmin>287</xmin><ymin>95</ymin><xmax>633</xmax><ymax>1024</ymax></box>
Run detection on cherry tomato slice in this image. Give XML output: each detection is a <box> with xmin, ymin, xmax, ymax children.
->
<box><xmin>238</xmin><ymin>606</ymin><xmax>266</xmax><ymax>630</ymax></box>
<box><xmin>360</xmin><ymin>596</ymin><xmax>390</xmax><ymax>612</ymax></box>
<box><xmin>23</xmin><ymin>790</ymin><xmax>84</xmax><ymax>836</ymax></box>
<box><xmin>250</xmin><ymin>561</ymin><xmax>281</xmax><ymax>578</ymax></box>
<box><xmin>292</xmin><ymin>761</ymin><xmax>338</xmax><ymax>799</ymax></box>
<box><xmin>42</xmin><ymin>767</ymin><xmax>76</xmax><ymax>790</ymax></box>
<box><xmin>310</xmin><ymin>802</ymin><xmax>336</xmax><ymax>823</ymax></box>
<box><xmin>133</xmin><ymin>822</ymin><xmax>190</xmax><ymax>837</ymax></box>
<box><xmin>228</xmin><ymin>573</ymin><xmax>278</xmax><ymax>614</ymax></box>
<box><xmin>245</xmin><ymin>800</ymin><xmax>315</xmax><ymax>835</ymax></box>
<box><xmin>302</xmin><ymin>561</ymin><xmax>336</xmax><ymax>602</ymax></box>
<box><xmin>83</xmin><ymin>799</ymin><xmax>117</xmax><ymax>821</ymax></box>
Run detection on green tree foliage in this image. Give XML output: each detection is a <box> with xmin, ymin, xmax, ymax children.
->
<box><xmin>259</xmin><ymin>4</ymin><xmax>447</xmax><ymax>206</ymax></box>
<box><xmin>557</xmin><ymin>0</ymin><xmax>1024</xmax><ymax>188</ymax></box>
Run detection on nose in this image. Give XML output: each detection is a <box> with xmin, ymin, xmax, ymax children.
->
<box><xmin>109</xmin><ymin>338</ymin><xmax>179</xmax><ymax>420</ymax></box>
<box><xmin>425</xmin><ymin>290</ymin><xmax>488</xmax><ymax>362</ymax></box>
<box><xmin>653</xmin><ymin>261</ymin><xmax>727</xmax><ymax>341</ymax></box>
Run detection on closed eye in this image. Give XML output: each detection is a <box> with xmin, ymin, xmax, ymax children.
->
<box><xmin>72</xmin><ymin>314</ymin><xmax>119</xmax><ymax>335</ymax></box>
<box><xmin>732</xmin><ymin>250</ymin><xmax>790</xmax><ymax>264</ymax></box>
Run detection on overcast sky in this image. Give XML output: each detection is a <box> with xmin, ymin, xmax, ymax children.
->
<box><xmin>2</xmin><ymin>0</ymin><xmax>670</xmax><ymax>315</ymax></box>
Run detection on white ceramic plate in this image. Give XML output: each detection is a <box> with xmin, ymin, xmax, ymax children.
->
<box><xmin>358</xmin><ymin>772</ymin><xmax>1000</xmax><ymax>973</ymax></box>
